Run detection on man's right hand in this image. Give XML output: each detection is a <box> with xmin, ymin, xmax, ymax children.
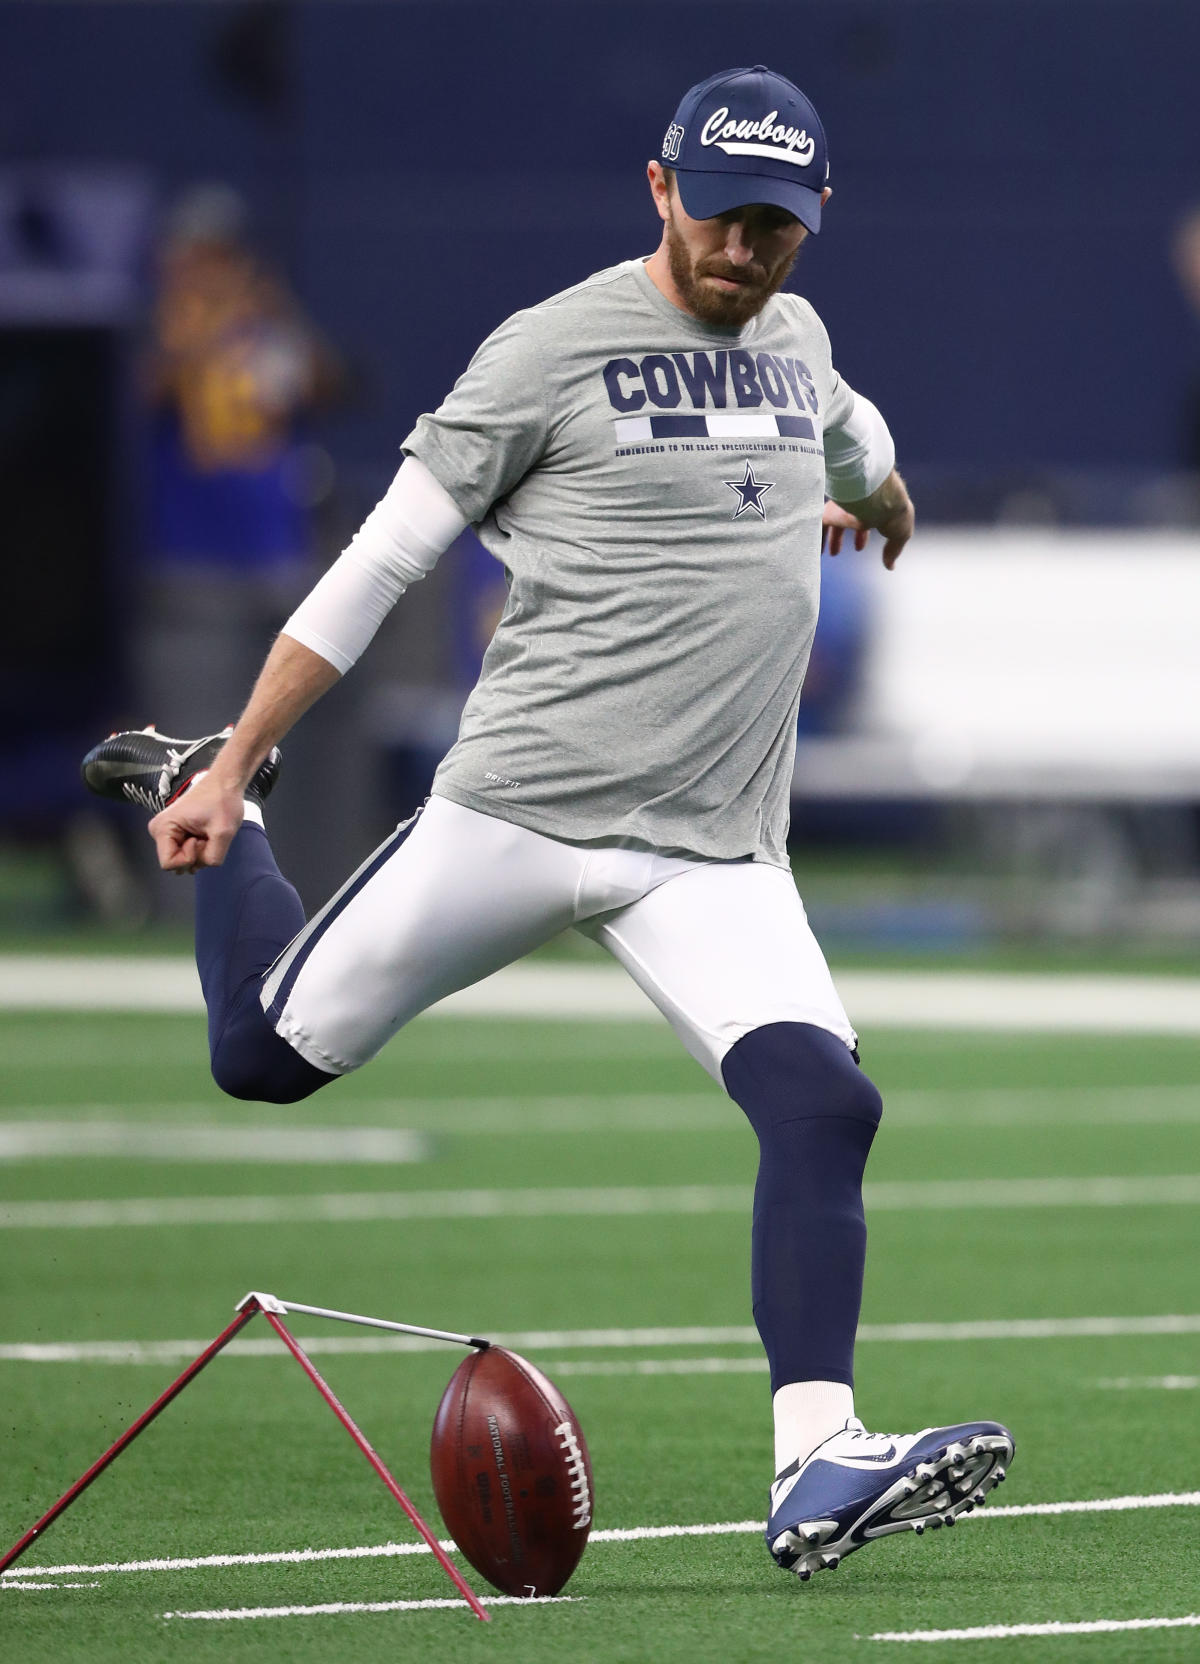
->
<box><xmin>149</xmin><ymin>774</ymin><xmax>246</xmax><ymax>873</ymax></box>
<box><xmin>145</xmin><ymin>634</ymin><xmax>342</xmax><ymax>873</ymax></box>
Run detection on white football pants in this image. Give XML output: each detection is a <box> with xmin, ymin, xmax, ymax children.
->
<box><xmin>261</xmin><ymin>794</ymin><xmax>855</xmax><ymax>1082</ymax></box>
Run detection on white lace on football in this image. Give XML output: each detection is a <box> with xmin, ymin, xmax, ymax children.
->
<box><xmin>554</xmin><ymin>1421</ymin><xmax>592</xmax><ymax>1530</ymax></box>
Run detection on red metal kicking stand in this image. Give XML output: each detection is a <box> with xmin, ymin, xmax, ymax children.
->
<box><xmin>0</xmin><ymin>1290</ymin><xmax>493</xmax><ymax>1622</ymax></box>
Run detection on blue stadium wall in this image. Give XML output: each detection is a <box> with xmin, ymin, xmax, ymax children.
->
<box><xmin>5</xmin><ymin>0</ymin><xmax>1199</xmax><ymax>476</ymax></box>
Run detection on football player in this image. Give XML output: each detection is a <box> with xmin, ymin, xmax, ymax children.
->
<box><xmin>85</xmin><ymin>66</ymin><xmax>1013</xmax><ymax>1579</ymax></box>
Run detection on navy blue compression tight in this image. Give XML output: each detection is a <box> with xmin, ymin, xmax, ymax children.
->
<box><xmin>721</xmin><ymin>1021</ymin><xmax>883</xmax><ymax>1392</ymax></box>
<box><xmin>195</xmin><ymin>823</ymin><xmax>333</xmax><ymax>1103</ymax></box>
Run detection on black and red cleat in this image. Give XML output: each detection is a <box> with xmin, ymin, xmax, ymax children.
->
<box><xmin>80</xmin><ymin>726</ymin><xmax>280</xmax><ymax>814</ymax></box>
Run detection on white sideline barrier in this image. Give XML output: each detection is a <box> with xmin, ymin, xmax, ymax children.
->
<box><xmin>793</xmin><ymin>530</ymin><xmax>1200</xmax><ymax>801</ymax></box>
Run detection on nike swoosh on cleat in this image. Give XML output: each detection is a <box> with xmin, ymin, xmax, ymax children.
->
<box><xmin>830</xmin><ymin>1444</ymin><xmax>897</xmax><ymax>1465</ymax></box>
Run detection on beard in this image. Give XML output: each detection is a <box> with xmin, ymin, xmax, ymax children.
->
<box><xmin>664</xmin><ymin>211</ymin><xmax>799</xmax><ymax>328</ymax></box>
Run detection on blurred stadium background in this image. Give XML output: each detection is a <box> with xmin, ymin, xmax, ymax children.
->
<box><xmin>4</xmin><ymin>7</ymin><xmax>1200</xmax><ymax>1657</ymax></box>
<box><xmin>2</xmin><ymin>0</ymin><xmax>1198</xmax><ymax>955</ymax></box>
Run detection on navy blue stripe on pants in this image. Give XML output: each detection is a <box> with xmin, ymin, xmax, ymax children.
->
<box><xmin>261</xmin><ymin>811</ymin><xmax>420</xmax><ymax>1029</ymax></box>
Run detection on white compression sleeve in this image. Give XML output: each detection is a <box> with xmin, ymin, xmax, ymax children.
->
<box><xmin>823</xmin><ymin>390</ymin><xmax>896</xmax><ymax>503</ymax></box>
<box><xmin>281</xmin><ymin>456</ymin><xmax>469</xmax><ymax>674</ymax></box>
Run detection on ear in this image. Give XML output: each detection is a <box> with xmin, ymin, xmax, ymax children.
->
<box><xmin>820</xmin><ymin>186</ymin><xmax>833</xmax><ymax>207</ymax></box>
<box><xmin>647</xmin><ymin>161</ymin><xmax>672</xmax><ymax>226</ymax></box>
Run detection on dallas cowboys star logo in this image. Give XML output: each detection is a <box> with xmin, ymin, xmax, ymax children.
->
<box><xmin>724</xmin><ymin>460</ymin><xmax>775</xmax><ymax>520</ymax></box>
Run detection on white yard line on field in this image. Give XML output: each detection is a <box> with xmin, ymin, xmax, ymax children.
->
<box><xmin>0</xmin><ymin>1096</ymin><xmax>732</xmax><ymax>1135</ymax></box>
<box><xmin>961</xmin><ymin>1492</ymin><xmax>1200</xmax><ymax>1518</ymax></box>
<box><xmin>4</xmin><ymin>1493</ymin><xmax>1198</xmax><ymax>1583</ymax></box>
<box><xmin>546</xmin><ymin>1357</ymin><xmax>767</xmax><ymax>1377</ymax></box>
<box><xmin>860</xmin><ymin>1313</ymin><xmax>1200</xmax><ymax>1341</ymax></box>
<box><xmin>0</xmin><ymin>1027</ymin><xmax>680</xmax><ymax>1069</ymax></box>
<box><xmin>3</xmin><ymin>1581</ymin><xmax>101</xmax><ymax>1590</ymax></box>
<box><xmin>869</xmin><ymin>1615</ymin><xmax>1200</xmax><ymax>1644</ymax></box>
<box><xmin>0</xmin><ymin>1183</ymin><xmax>748</xmax><ymax>1230</ymax></box>
<box><xmin>0</xmin><ymin>1323</ymin><xmax>755</xmax><ymax>1365</ymax></box>
<box><xmin>881</xmin><ymin>1085</ymin><xmax>1200</xmax><ymax>1128</ymax></box>
<box><xmin>4</xmin><ymin>1313</ymin><xmax>1199</xmax><ymax>1367</ymax></box>
<box><xmin>865</xmin><ymin>1175</ymin><xmax>1200</xmax><ymax>1207</ymax></box>
<box><xmin>1096</xmin><ymin>1375</ymin><xmax>1199</xmax><ymax>1390</ymax></box>
<box><xmin>5</xmin><ymin>1173</ymin><xmax>1200</xmax><ymax>1231</ymax></box>
<box><xmin>0</xmin><ymin>1122</ymin><xmax>428</xmax><ymax>1164</ymax></box>
<box><xmin>4</xmin><ymin>1085</ymin><xmax>1200</xmax><ymax>1136</ymax></box>
<box><xmin>3</xmin><ymin>957</ymin><xmax>1200</xmax><ymax>1034</ymax></box>
<box><xmin>164</xmin><ymin>1594</ymin><xmax>580</xmax><ymax>1621</ymax></box>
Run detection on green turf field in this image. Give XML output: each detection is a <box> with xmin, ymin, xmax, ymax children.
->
<box><xmin>2</xmin><ymin>1008</ymin><xmax>1199</xmax><ymax>1661</ymax></box>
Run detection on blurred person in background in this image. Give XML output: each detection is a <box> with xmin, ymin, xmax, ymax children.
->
<box><xmin>140</xmin><ymin>183</ymin><xmax>345</xmax><ymax>736</ymax></box>
<box><xmin>1171</xmin><ymin>206</ymin><xmax>1200</xmax><ymax>516</ymax></box>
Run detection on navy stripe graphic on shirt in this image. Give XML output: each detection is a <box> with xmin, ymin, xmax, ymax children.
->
<box><xmin>613</xmin><ymin>412</ymin><xmax>815</xmax><ymax>443</ymax></box>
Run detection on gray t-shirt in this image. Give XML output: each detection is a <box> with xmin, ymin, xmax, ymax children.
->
<box><xmin>403</xmin><ymin>258</ymin><xmax>857</xmax><ymax>867</ymax></box>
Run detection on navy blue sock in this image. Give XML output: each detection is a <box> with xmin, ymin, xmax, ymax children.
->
<box><xmin>195</xmin><ymin>823</ymin><xmax>332</xmax><ymax>1103</ymax></box>
<box><xmin>721</xmin><ymin>1021</ymin><xmax>883</xmax><ymax>1392</ymax></box>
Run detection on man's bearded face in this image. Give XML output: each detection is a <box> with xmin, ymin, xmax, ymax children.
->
<box><xmin>663</xmin><ymin>190</ymin><xmax>805</xmax><ymax>328</ymax></box>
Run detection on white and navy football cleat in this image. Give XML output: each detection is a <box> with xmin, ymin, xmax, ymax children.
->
<box><xmin>767</xmin><ymin>1417</ymin><xmax>1014</xmax><ymax>1581</ymax></box>
<box><xmin>81</xmin><ymin>725</ymin><xmax>280</xmax><ymax>814</ymax></box>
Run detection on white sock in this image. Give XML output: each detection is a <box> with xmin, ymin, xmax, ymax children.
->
<box><xmin>773</xmin><ymin>1380</ymin><xmax>855</xmax><ymax>1473</ymax></box>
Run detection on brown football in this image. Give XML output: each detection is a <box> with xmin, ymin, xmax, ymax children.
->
<box><xmin>430</xmin><ymin>1345</ymin><xmax>593</xmax><ymax>1597</ymax></box>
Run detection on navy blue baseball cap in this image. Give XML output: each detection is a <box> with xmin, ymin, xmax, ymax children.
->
<box><xmin>659</xmin><ymin>65</ymin><xmax>829</xmax><ymax>233</ymax></box>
